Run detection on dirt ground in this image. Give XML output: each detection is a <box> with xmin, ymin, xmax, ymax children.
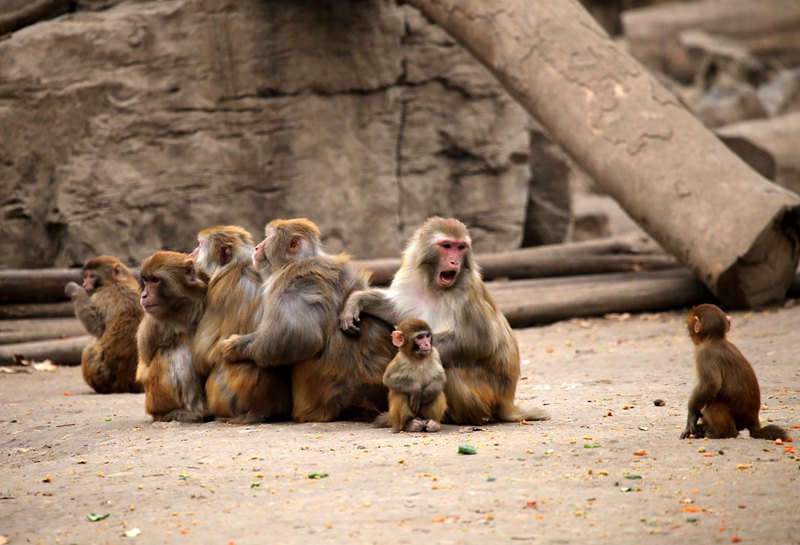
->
<box><xmin>1</xmin><ymin>304</ymin><xmax>799</xmax><ymax>545</ymax></box>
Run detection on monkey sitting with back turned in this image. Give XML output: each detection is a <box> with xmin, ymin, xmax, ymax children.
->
<box><xmin>681</xmin><ymin>303</ymin><xmax>789</xmax><ymax>441</ymax></box>
<box><xmin>377</xmin><ymin>318</ymin><xmax>446</xmax><ymax>433</ymax></box>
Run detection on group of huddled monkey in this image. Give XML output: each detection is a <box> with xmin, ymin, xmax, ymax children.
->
<box><xmin>65</xmin><ymin>216</ymin><xmax>789</xmax><ymax>440</ymax></box>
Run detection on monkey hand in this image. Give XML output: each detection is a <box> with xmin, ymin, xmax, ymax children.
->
<box><xmin>339</xmin><ymin>303</ymin><xmax>362</xmax><ymax>335</ymax></box>
<box><xmin>64</xmin><ymin>281</ymin><xmax>84</xmax><ymax>298</ymax></box>
<box><xmin>680</xmin><ymin>420</ymin><xmax>703</xmax><ymax>439</ymax></box>
<box><xmin>409</xmin><ymin>384</ymin><xmax>422</xmax><ymax>414</ymax></box>
<box><xmin>221</xmin><ymin>335</ymin><xmax>243</xmax><ymax>364</ymax></box>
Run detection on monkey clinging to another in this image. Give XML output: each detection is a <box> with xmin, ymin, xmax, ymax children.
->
<box><xmin>379</xmin><ymin>319</ymin><xmax>446</xmax><ymax>433</ymax></box>
<box><xmin>681</xmin><ymin>304</ymin><xmax>789</xmax><ymax>441</ymax></box>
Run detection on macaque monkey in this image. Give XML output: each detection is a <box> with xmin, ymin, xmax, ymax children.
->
<box><xmin>135</xmin><ymin>251</ymin><xmax>207</xmax><ymax>423</ymax></box>
<box><xmin>340</xmin><ymin>216</ymin><xmax>548</xmax><ymax>425</ymax></box>
<box><xmin>190</xmin><ymin>225</ymin><xmax>291</xmax><ymax>423</ymax></box>
<box><xmin>681</xmin><ymin>303</ymin><xmax>789</xmax><ymax>440</ymax></box>
<box><xmin>64</xmin><ymin>256</ymin><xmax>143</xmax><ymax>394</ymax></box>
<box><xmin>221</xmin><ymin>218</ymin><xmax>395</xmax><ymax>423</ymax></box>
<box><xmin>380</xmin><ymin>319</ymin><xmax>446</xmax><ymax>433</ymax></box>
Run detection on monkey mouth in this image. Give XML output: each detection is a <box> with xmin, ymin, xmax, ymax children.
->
<box><xmin>416</xmin><ymin>348</ymin><xmax>431</xmax><ymax>357</ymax></box>
<box><xmin>142</xmin><ymin>303</ymin><xmax>161</xmax><ymax>314</ymax></box>
<box><xmin>438</xmin><ymin>270</ymin><xmax>457</xmax><ymax>287</ymax></box>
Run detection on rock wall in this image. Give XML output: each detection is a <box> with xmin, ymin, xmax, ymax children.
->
<box><xmin>0</xmin><ymin>0</ymin><xmax>536</xmax><ymax>268</ymax></box>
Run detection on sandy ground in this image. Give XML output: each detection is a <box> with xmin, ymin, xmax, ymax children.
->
<box><xmin>1</xmin><ymin>304</ymin><xmax>799</xmax><ymax>545</ymax></box>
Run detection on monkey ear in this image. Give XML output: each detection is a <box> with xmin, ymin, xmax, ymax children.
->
<box><xmin>185</xmin><ymin>261</ymin><xmax>197</xmax><ymax>282</ymax></box>
<box><xmin>220</xmin><ymin>244</ymin><xmax>233</xmax><ymax>265</ymax></box>
<box><xmin>725</xmin><ymin>315</ymin><xmax>732</xmax><ymax>332</ymax></box>
<box><xmin>391</xmin><ymin>330</ymin><xmax>405</xmax><ymax>348</ymax></box>
<box><xmin>112</xmin><ymin>264</ymin><xmax>125</xmax><ymax>280</ymax></box>
<box><xmin>693</xmin><ymin>316</ymin><xmax>702</xmax><ymax>334</ymax></box>
<box><xmin>288</xmin><ymin>237</ymin><xmax>302</xmax><ymax>254</ymax></box>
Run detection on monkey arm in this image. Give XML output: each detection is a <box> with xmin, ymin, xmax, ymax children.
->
<box><xmin>681</xmin><ymin>355</ymin><xmax>723</xmax><ymax>439</ymax></box>
<box><xmin>66</xmin><ymin>283</ymin><xmax>105</xmax><ymax>337</ymax></box>
<box><xmin>223</xmin><ymin>285</ymin><xmax>328</xmax><ymax>367</ymax></box>
<box><xmin>340</xmin><ymin>288</ymin><xmax>398</xmax><ymax>333</ymax></box>
<box><xmin>420</xmin><ymin>376</ymin><xmax>445</xmax><ymax>405</ymax></box>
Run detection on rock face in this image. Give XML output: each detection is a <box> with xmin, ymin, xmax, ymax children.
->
<box><xmin>0</xmin><ymin>0</ymin><xmax>538</xmax><ymax>268</ymax></box>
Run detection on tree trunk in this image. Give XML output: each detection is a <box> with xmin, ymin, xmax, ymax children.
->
<box><xmin>0</xmin><ymin>268</ymin><xmax>81</xmax><ymax>303</ymax></box>
<box><xmin>405</xmin><ymin>0</ymin><xmax>800</xmax><ymax>308</ymax></box>
<box><xmin>0</xmin><ymin>318</ymin><xmax>86</xmax><ymax>345</ymax></box>
<box><xmin>0</xmin><ymin>335</ymin><xmax>91</xmax><ymax>366</ymax></box>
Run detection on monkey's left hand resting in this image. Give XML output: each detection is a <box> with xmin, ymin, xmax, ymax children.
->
<box><xmin>64</xmin><ymin>281</ymin><xmax>84</xmax><ymax>298</ymax></box>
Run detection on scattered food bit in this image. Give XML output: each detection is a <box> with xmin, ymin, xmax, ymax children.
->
<box><xmin>458</xmin><ymin>444</ymin><xmax>477</xmax><ymax>455</ymax></box>
<box><xmin>124</xmin><ymin>528</ymin><xmax>141</xmax><ymax>538</ymax></box>
<box><xmin>686</xmin><ymin>517</ymin><xmax>699</xmax><ymax>523</ymax></box>
<box><xmin>703</xmin><ymin>453</ymin><xmax>715</xmax><ymax>458</ymax></box>
<box><xmin>250</xmin><ymin>483</ymin><xmax>260</xmax><ymax>488</ymax></box>
<box><xmin>42</xmin><ymin>476</ymin><xmax>52</xmax><ymax>483</ymax></box>
<box><xmin>544</xmin><ymin>449</ymin><xmax>555</xmax><ymax>456</ymax></box>
<box><xmin>524</xmin><ymin>501</ymin><xmax>538</xmax><ymax>509</ymax></box>
<box><xmin>697</xmin><ymin>446</ymin><xmax>706</xmax><ymax>453</ymax></box>
<box><xmin>307</xmin><ymin>472</ymin><xmax>329</xmax><ymax>479</ymax></box>
<box><xmin>731</xmin><ymin>536</ymin><xmax>742</xmax><ymax>543</ymax></box>
<box><xmin>584</xmin><ymin>444</ymin><xmax>600</xmax><ymax>449</ymax></box>
<box><xmin>486</xmin><ymin>477</ymin><xmax>496</xmax><ymax>482</ymax></box>
<box><xmin>518</xmin><ymin>420</ymin><xmax>530</xmax><ymax>425</ymax></box>
<box><xmin>654</xmin><ymin>399</ymin><xmax>665</xmax><ymax>406</ymax></box>
<box><xmin>784</xmin><ymin>446</ymin><xmax>795</xmax><ymax>454</ymax></box>
<box><xmin>87</xmin><ymin>513</ymin><xmax>110</xmax><ymax>522</ymax></box>
<box><xmin>736</xmin><ymin>464</ymin><xmax>753</xmax><ymax>470</ymax></box>
<box><xmin>633</xmin><ymin>450</ymin><xmax>647</xmax><ymax>456</ymax></box>
<box><xmin>63</xmin><ymin>391</ymin><xmax>73</xmax><ymax>396</ymax></box>
<box><xmin>619</xmin><ymin>487</ymin><xmax>634</xmax><ymax>492</ymax></box>
<box><xmin>681</xmin><ymin>507</ymin><xmax>702</xmax><ymax>513</ymax></box>
<box><xmin>624</xmin><ymin>474</ymin><xmax>642</xmax><ymax>480</ymax></box>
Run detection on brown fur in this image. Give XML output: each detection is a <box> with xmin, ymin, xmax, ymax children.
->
<box><xmin>681</xmin><ymin>303</ymin><xmax>789</xmax><ymax>440</ymax></box>
<box><xmin>340</xmin><ymin>216</ymin><xmax>549</xmax><ymax>425</ymax></box>
<box><xmin>65</xmin><ymin>255</ymin><xmax>143</xmax><ymax>394</ymax></box>
<box><xmin>135</xmin><ymin>251</ymin><xmax>207</xmax><ymax>423</ymax></box>
<box><xmin>191</xmin><ymin>225</ymin><xmax>292</xmax><ymax>423</ymax></box>
<box><xmin>221</xmin><ymin>218</ymin><xmax>395</xmax><ymax>423</ymax></box>
<box><xmin>379</xmin><ymin>319</ymin><xmax>447</xmax><ymax>432</ymax></box>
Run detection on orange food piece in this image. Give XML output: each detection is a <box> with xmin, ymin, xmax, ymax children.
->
<box><xmin>633</xmin><ymin>450</ymin><xmax>647</xmax><ymax>456</ymax></box>
<box><xmin>681</xmin><ymin>507</ymin><xmax>702</xmax><ymax>513</ymax></box>
<box><xmin>731</xmin><ymin>535</ymin><xmax>742</xmax><ymax>543</ymax></box>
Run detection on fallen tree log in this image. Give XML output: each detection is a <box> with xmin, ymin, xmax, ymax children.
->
<box><xmin>406</xmin><ymin>0</ymin><xmax>800</xmax><ymax>308</ymax></box>
<box><xmin>0</xmin><ymin>268</ymin><xmax>80</xmax><ymax>303</ymax></box>
<box><xmin>0</xmin><ymin>302</ymin><xmax>75</xmax><ymax>320</ymax></box>
<box><xmin>0</xmin><ymin>335</ymin><xmax>91</xmax><ymax>366</ymax></box>
<box><xmin>356</xmin><ymin>233</ymin><xmax>666</xmax><ymax>284</ymax></box>
<box><xmin>487</xmin><ymin>268</ymin><xmax>713</xmax><ymax>327</ymax></box>
<box><xmin>0</xmin><ymin>318</ymin><xmax>85</xmax><ymax>345</ymax></box>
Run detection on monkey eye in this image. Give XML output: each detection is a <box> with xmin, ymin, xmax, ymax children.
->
<box><xmin>441</xmin><ymin>242</ymin><xmax>451</xmax><ymax>249</ymax></box>
<box><xmin>457</xmin><ymin>244</ymin><xmax>466</xmax><ymax>251</ymax></box>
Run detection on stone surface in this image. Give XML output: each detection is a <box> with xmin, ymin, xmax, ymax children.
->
<box><xmin>0</xmin><ymin>0</ymin><xmax>533</xmax><ymax>268</ymax></box>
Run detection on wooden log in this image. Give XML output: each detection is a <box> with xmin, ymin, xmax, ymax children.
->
<box><xmin>0</xmin><ymin>302</ymin><xmax>75</xmax><ymax>320</ymax></box>
<box><xmin>487</xmin><ymin>269</ymin><xmax>713</xmax><ymax>327</ymax></box>
<box><xmin>0</xmin><ymin>318</ymin><xmax>85</xmax><ymax>345</ymax></box>
<box><xmin>0</xmin><ymin>268</ymin><xmax>80</xmax><ymax>303</ymax></box>
<box><xmin>716</xmin><ymin>112</ymin><xmax>800</xmax><ymax>194</ymax></box>
<box><xmin>355</xmin><ymin>233</ymin><xmax>665</xmax><ymax>284</ymax></box>
<box><xmin>405</xmin><ymin>0</ymin><xmax>800</xmax><ymax>308</ymax></box>
<box><xmin>0</xmin><ymin>335</ymin><xmax>91</xmax><ymax>366</ymax></box>
<box><xmin>621</xmin><ymin>0</ymin><xmax>800</xmax><ymax>82</ymax></box>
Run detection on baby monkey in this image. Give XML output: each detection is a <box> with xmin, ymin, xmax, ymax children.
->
<box><xmin>381</xmin><ymin>319</ymin><xmax>447</xmax><ymax>433</ymax></box>
<box><xmin>681</xmin><ymin>303</ymin><xmax>789</xmax><ymax>440</ymax></box>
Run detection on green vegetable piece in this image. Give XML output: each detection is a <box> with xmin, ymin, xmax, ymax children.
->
<box><xmin>87</xmin><ymin>513</ymin><xmax>110</xmax><ymax>522</ymax></box>
<box><xmin>624</xmin><ymin>474</ymin><xmax>642</xmax><ymax>479</ymax></box>
<box><xmin>307</xmin><ymin>472</ymin><xmax>329</xmax><ymax>479</ymax></box>
<box><xmin>583</xmin><ymin>444</ymin><xmax>600</xmax><ymax>449</ymax></box>
<box><xmin>458</xmin><ymin>444</ymin><xmax>477</xmax><ymax>455</ymax></box>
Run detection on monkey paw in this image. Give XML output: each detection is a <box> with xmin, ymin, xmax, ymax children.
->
<box><xmin>220</xmin><ymin>335</ymin><xmax>242</xmax><ymax>363</ymax></box>
<box><xmin>404</xmin><ymin>418</ymin><xmax>426</xmax><ymax>433</ymax></box>
<box><xmin>64</xmin><ymin>282</ymin><xmax>84</xmax><ymax>298</ymax></box>
<box><xmin>339</xmin><ymin>308</ymin><xmax>361</xmax><ymax>335</ymax></box>
<box><xmin>424</xmin><ymin>419</ymin><xmax>441</xmax><ymax>432</ymax></box>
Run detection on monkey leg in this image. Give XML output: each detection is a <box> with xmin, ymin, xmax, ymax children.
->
<box><xmin>701</xmin><ymin>402</ymin><xmax>739</xmax><ymax>439</ymax></box>
<box><xmin>388</xmin><ymin>390</ymin><xmax>415</xmax><ymax>432</ymax></box>
<box><xmin>81</xmin><ymin>342</ymin><xmax>114</xmax><ymax>394</ymax></box>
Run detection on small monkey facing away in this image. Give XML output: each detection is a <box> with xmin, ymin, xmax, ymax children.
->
<box><xmin>681</xmin><ymin>303</ymin><xmax>789</xmax><ymax>441</ymax></box>
<box><xmin>379</xmin><ymin>319</ymin><xmax>447</xmax><ymax>433</ymax></box>
<box><xmin>65</xmin><ymin>256</ymin><xmax>143</xmax><ymax>394</ymax></box>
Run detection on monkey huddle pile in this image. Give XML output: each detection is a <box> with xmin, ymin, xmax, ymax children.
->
<box><xmin>65</xmin><ymin>218</ymin><xmax>789</xmax><ymax>440</ymax></box>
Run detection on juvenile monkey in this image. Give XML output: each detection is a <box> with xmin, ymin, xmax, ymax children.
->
<box><xmin>340</xmin><ymin>216</ymin><xmax>548</xmax><ymax>425</ymax></box>
<box><xmin>681</xmin><ymin>303</ymin><xmax>789</xmax><ymax>440</ymax></box>
<box><xmin>190</xmin><ymin>225</ymin><xmax>292</xmax><ymax>423</ymax></box>
<box><xmin>64</xmin><ymin>256</ymin><xmax>143</xmax><ymax>394</ymax></box>
<box><xmin>380</xmin><ymin>319</ymin><xmax>446</xmax><ymax>433</ymax></box>
<box><xmin>136</xmin><ymin>251</ymin><xmax>207</xmax><ymax>423</ymax></box>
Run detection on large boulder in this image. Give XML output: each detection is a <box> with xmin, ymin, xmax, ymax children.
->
<box><xmin>0</xmin><ymin>0</ymin><xmax>534</xmax><ymax>267</ymax></box>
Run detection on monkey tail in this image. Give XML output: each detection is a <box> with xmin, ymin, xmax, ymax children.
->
<box><xmin>372</xmin><ymin>412</ymin><xmax>392</xmax><ymax>428</ymax></box>
<box><xmin>748</xmin><ymin>423</ymin><xmax>789</xmax><ymax>441</ymax></box>
<box><xmin>498</xmin><ymin>403</ymin><xmax>550</xmax><ymax>423</ymax></box>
